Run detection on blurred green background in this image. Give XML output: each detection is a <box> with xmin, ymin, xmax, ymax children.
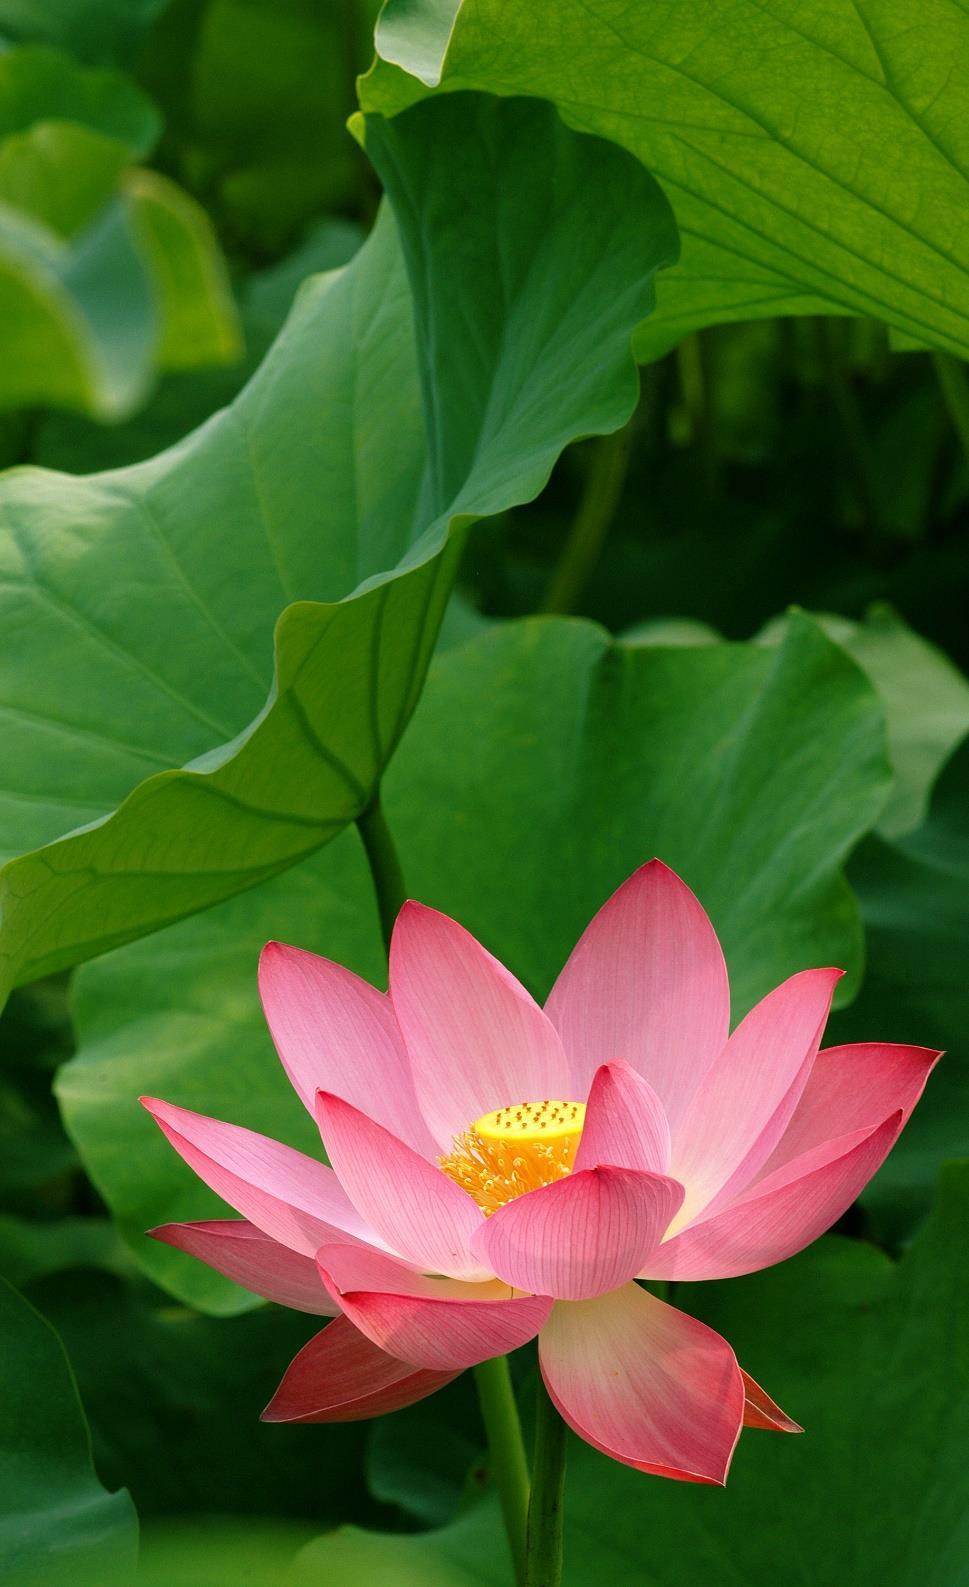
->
<box><xmin>1</xmin><ymin>2</ymin><xmax>968</xmax><ymax>1583</ymax></box>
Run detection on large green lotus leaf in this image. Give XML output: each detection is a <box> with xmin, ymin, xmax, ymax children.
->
<box><xmin>829</xmin><ymin>734</ymin><xmax>969</xmax><ymax>1240</ymax></box>
<box><xmin>0</xmin><ymin>93</ymin><xmax>673</xmax><ymax>1007</ymax></box>
<box><xmin>291</xmin><ymin>1164</ymin><xmax>969</xmax><ymax>1587</ymax></box>
<box><xmin>59</xmin><ymin>612</ymin><xmax>889</xmax><ymax>1309</ymax></box>
<box><xmin>366</xmin><ymin>0</ymin><xmax>969</xmax><ymax>359</ymax></box>
<box><xmin>386</xmin><ymin>612</ymin><xmax>889</xmax><ymax>1011</ymax></box>
<box><xmin>0</xmin><ymin>1276</ymin><xmax>138</xmax><ymax>1587</ymax></box>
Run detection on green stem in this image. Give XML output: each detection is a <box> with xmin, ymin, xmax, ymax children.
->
<box><xmin>524</xmin><ymin>1375</ymin><xmax>568</xmax><ymax>1587</ymax></box>
<box><xmin>356</xmin><ymin>793</ymin><xmax>407</xmax><ymax>954</ymax></box>
<box><xmin>474</xmin><ymin>1357</ymin><xmax>530</xmax><ymax>1585</ymax></box>
<box><xmin>675</xmin><ymin>330</ymin><xmax>720</xmax><ymax>498</ymax></box>
<box><xmin>817</xmin><ymin>317</ymin><xmax>884</xmax><ymax>538</ymax></box>
<box><xmin>541</xmin><ymin>423</ymin><xmax>633</xmax><ymax>616</ymax></box>
<box><xmin>932</xmin><ymin>350</ymin><xmax>969</xmax><ymax>471</ymax></box>
<box><xmin>354</xmin><ymin>803</ymin><xmax>532</xmax><ymax>1580</ymax></box>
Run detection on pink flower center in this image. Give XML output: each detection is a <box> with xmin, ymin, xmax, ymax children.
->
<box><xmin>438</xmin><ymin>1099</ymin><xmax>587</xmax><ymax>1215</ymax></box>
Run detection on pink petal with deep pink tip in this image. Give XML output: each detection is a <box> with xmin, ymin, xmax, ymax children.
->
<box><xmin>539</xmin><ymin>1284</ymin><xmax>745</xmax><ymax>1484</ymax></box>
<box><xmin>544</xmin><ymin>861</ymin><xmax>730</xmax><ymax>1126</ymax></box>
<box><xmin>148</xmin><ymin>1219</ymin><xmax>338</xmax><ymax>1315</ymax></box>
<box><xmin>315</xmin><ymin>1090</ymin><xmax>487</xmax><ymax>1280</ymax></box>
<box><xmin>741</xmin><ymin>1370</ymin><xmax>803</xmax><ymax>1433</ymax></box>
<box><xmin>573</xmin><ymin>1061</ymin><xmax>671</xmax><ymax>1174</ymax></box>
<box><xmin>753</xmin><ymin>1042</ymin><xmax>941</xmax><ymax>1184</ymax></box>
<box><xmin>317</xmin><ymin>1245</ymin><xmax>551</xmax><ymax>1370</ymax></box>
<box><xmin>669</xmin><ymin>967</ymin><xmax>843</xmax><ymax>1226</ymax></box>
<box><xmin>140</xmin><ymin>1097</ymin><xmax>374</xmax><ymax>1258</ymax></box>
<box><xmin>389</xmin><ymin>901</ymin><xmax>570</xmax><ymax>1148</ymax></box>
<box><xmin>643</xmin><ymin>1112</ymin><xmax>901</xmax><ymax>1281</ymax></box>
<box><xmin>261</xmin><ymin>1315</ymin><xmax>458</xmax><ymax>1423</ymax></box>
<box><xmin>258</xmin><ymin>942</ymin><xmax>436</xmax><ymax>1157</ymax></box>
<box><xmin>472</xmin><ymin>1166</ymin><xmax>684</xmax><ymax>1300</ymax></box>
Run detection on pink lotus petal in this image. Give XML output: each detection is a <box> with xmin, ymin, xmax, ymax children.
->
<box><xmin>545</xmin><ymin>861</ymin><xmax>729</xmax><ymax>1126</ymax></box>
<box><xmin>317</xmin><ymin>1245</ymin><xmax>551</xmax><ymax>1370</ymax></box>
<box><xmin>259</xmin><ymin>942</ymin><xmax>436</xmax><ymax>1156</ymax></box>
<box><xmin>644</xmin><ymin>1112</ymin><xmax>901</xmax><ymax>1280</ymax></box>
<box><xmin>472</xmin><ymin>1167</ymin><xmax>684</xmax><ymax>1300</ymax></box>
<box><xmin>741</xmin><ymin>1369</ymin><xmax>802</xmax><ymax>1434</ymax></box>
<box><xmin>389</xmin><ymin>901</ymin><xmax>570</xmax><ymax>1148</ymax></box>
<box><xmin>148</xmin><ymin>1220</ymin><xmax>337</xmax><ymax>1315</ymax></box>
<box><xmin>573</xmin><ymin>1060</ymin><xmax>671</xmax><ymax>1174</ymax></box>
<box><xmin>539</xmin><ymin>1284</ymin><xmax>744</xmax><ymax>1484</ymax></box>
<box><xmin>754</xmin><ymin>1042</ymin><xmax>941</xmax><ymax>1184</ymax></box>
<box><xmin>261</xmin><ymin>1315</ymin><xmax>458</xmax><ymax>1423</ymax></box>
<box><xmin>315</xmin><ymin>1091</ymin><xmax>487</xmax><ymax>1280</ymax></box>
<box><xmin>140</xmin><ymin>1097</ymin><xmax>374</xmax><ymax>1258</ymax></box>
<box><xmin>669</xmin><ymin>967</ymin><xmax>843</xmax><ymax>1226</ymax></box>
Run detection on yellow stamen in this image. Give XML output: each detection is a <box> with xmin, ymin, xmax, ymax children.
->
<box><xmin>439</xmin><ymin>1099</ymin><xmax>586</xmax><ymax>1215</ymax></box>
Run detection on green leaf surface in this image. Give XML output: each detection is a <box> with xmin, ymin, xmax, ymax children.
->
<box><xmin>760</xmin><ymin>604</ymin><xmax>969</xmax><ymax>837</ymax></box>
<box><xmin>0</xmin><ymin>45</ymin><xmax>238</xmax><ymax>417</ymax></box>
<box><xmin>34</xmin><ymin>217</ymin><xmax>363</xmax><ymax>474</ymax></box>
<box><xmin>122</xmin><ymin>167</ymin><xmax>240</xmax><ymax>367</ymax></box>
<box><xmin>291</xmin><ymin>1163</ymin><xmax>969</xmax><ymax>1586</ymax></box>
<box><xmin>0</xmin><ymin>0</ymin><xmax>166</xmax><ymax>65</ymax></box>
<box><xmin>60</xmin><ymin>613</ymin><xmax>890</xmax><ymax>1308</ymax></box>
<box><xmin>0</xmin><ymin>45</ymin><xmax>159</xmax><ymax>159</ymax></box>
<box><xmin>830</xmin><ymin>734</ymin><xmax>969</xmax><ymax>1239</ymax></box>
<box><xmin>386</xmin><ymin>613</ymin><xmax>888</xmax><ymax>1012</ymax></box>
<box><xmin>367</xmin><ymin>0</ymin><xmax>969</xmax><ymax>358</ymax></box>
<box><xmin>0</xmin><ymin>194</ymin><xmax>158</xmax><ymax>414</ymax></box>
<box><xmin>0</xmin><ymin>92</ymin><xmax>674</xmax><ymax>1006</ymax></box>
<box><xmin>25</xmin><ymin>1265</ymin><xmax>377</xmax><ymax>1526</ymax></box>
<box><xmin>0</xmin><ymin>1275</ymin><xmax>138</xmax><ymax>1587</ymax></box>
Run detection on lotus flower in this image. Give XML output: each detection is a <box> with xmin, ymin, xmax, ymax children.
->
<box><xmin>143</xmin><ymin>861</ymin><xmax>937</xmax><ymax>1485</ymax></box>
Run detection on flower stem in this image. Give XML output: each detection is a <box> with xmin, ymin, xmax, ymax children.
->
<box><xmin>355</xmin><ymin>801</ymin><xmax>541</xmax><ymax>1583</ymax></box>
<box><xmin>540</xmin><ymin>422</ymin><xmax>633</xmax><ymax>615</ymax></box>
<box><xmin>932</xmin><ymin>350</ymin><xmax>969</xmax><ymax>471</ymax></box>
<box><xmin>524</xmin><ymin>1375</ymin><xmax>568</xmax><ymax>1587</ymax></box>
<box><xmin>356</xmin><ymin>793</ymin><xmax>407</xmax><ymax>955</ymax></box>
<box><xmin>473</xmin><ymin>1357</ymin><xmax>530</xmax><ymax>1585</ymax></box>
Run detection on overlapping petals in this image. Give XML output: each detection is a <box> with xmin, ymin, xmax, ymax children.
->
<box><xmin>473</xmin><ymin>1165</ymin><xmax>683</xmax><ymax>1299</ymax></box>
<box><xmin>150</xmin><ymin>1219</ymin><xmax>337</xmax><ymax>1314</ymax></box>
<box><xmin>144</xmin><ymin>858</ymin><xmax>935</xmax><ymax>1485</ymax></box>
<box><xmin>315</xmin><ymin>1090</ymin><xmax>487</xmax><ymax>1279</ymax></box>
<box><xmin>261</xmin><ymin>1314</ymin><xmax>460</xmax><ymax>1423</ymax></box>
<box><xmin>389</xmin><ymin>900</ymin><xmax>570</xmax><ymax>1147</ymax></box>
<box><xmin>259</xmin><ymin>942</ymin><xmax>436</xmax><ymax>1155</ymax></box>
<box><xmin>317</xmin><ymin>1245</ymin><xmax>551</xmax><ymax>1369</ymax></box>
<box><xmin>140</xmin><ymin>1097</ymin><xmax>375</xmax><ymax>1258</ymax></box>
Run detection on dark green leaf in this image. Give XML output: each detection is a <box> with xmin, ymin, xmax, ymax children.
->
<box><xmin>0</xmin><ymin>1275</ymin><xmax>137</xmax><ymax>1587</ymax></box>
